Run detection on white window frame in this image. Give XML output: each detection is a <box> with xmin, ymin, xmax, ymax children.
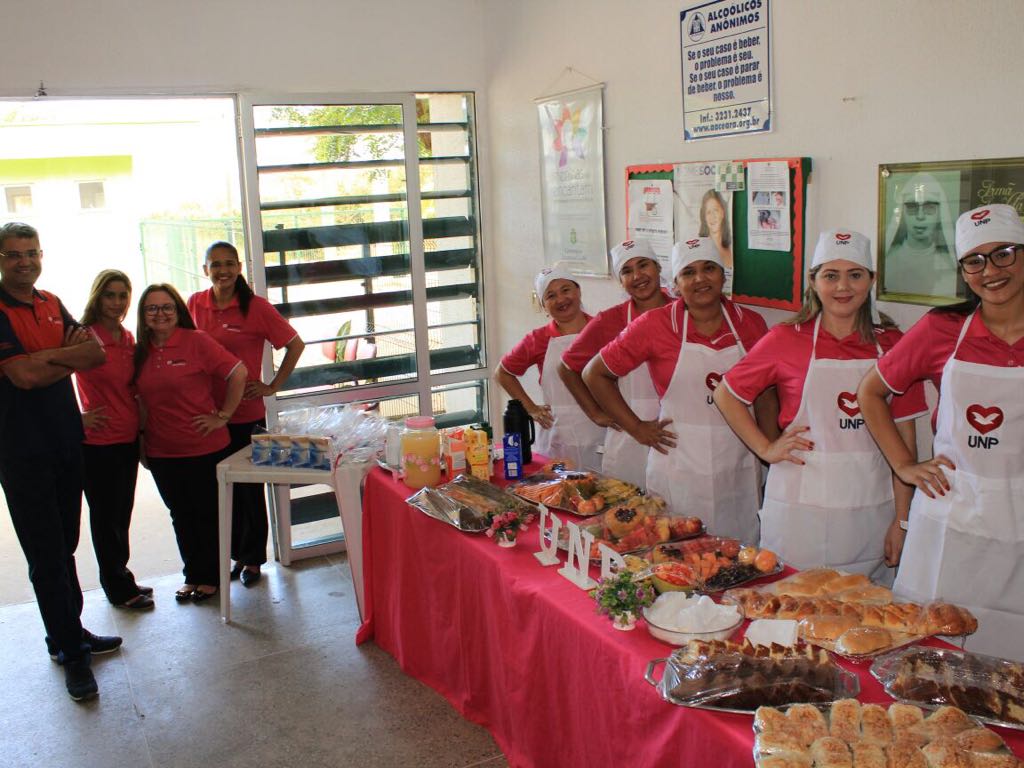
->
<box><xmin>235</xmin><ymin>92</ymin><xmax>488</xmax><ymax>429</ymax></box>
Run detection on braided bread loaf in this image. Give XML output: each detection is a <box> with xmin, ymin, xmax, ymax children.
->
<box><xmin>728</xmin><ymin>588</ymin><xmax>978</xmax><ymax>637</ymax></box>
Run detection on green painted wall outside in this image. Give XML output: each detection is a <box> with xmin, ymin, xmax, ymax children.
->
<box><xmin>0</xmin><ymin>155</ymin><xmax>132</xmax><ymax>182</ymax></box>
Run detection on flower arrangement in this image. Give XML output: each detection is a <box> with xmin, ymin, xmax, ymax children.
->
<box><xmin>591</xmin><ymin>570</ymin><xmax>656</xmax><ymax>629</ymax></box>
<box><xmin>486</xmin><ymin>508</ymin><xmax>535</xmax><ymax>546</ymax></box>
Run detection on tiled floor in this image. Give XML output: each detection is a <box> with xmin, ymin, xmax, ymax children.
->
<box><xmin>0</xmin><ymin>555</ymin><xmax>508</xmax><ymax>768</ymax></box>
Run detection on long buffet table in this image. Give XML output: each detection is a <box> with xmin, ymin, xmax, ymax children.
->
<box><xmin>355</xmin><ymin>464</ymin><xmax>1024</xmax><ymax>767</ymax></box>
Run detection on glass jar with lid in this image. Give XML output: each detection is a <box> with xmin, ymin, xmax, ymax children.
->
<box><xmin>400</xmin><ymin>416</ymin><xmax>441</xmax><ymax>489</ymax></box>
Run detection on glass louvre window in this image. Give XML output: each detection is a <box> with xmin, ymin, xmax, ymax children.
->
<box><xmin>241</xmin><ymin>92</ymin><xmax>486</xmax><ymax>425</ymax></box>
<box><xmin>4</xmin><ymin>185</ymin><xmax>32</xmax><ymax>213</ymax></box>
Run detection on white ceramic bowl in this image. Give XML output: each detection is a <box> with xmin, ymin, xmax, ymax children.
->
<box><xmin>642</xmin><ymin>597</ymin><xmax>743</xmax><ymax>646</ymax></box>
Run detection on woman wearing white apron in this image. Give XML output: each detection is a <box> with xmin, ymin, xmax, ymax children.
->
<box><xmin>558</xmin><ymin>239</ymin><xmax>669</xmax><ymax>487</ymax></box>
<box><xmin>496</xmin><ymin>263</ymin><xmax>605</xmax><ymax>471</ymax></box>
<box><xmin>715</xmin><ymin>230</ymin><xmax>927</xmax><ymax>582</ymax></box>
<box><xmin>860</xmin><ymin>204</ymin><xmax>1024</xmax><ymax>660</ymax></box>
<box><xmin>585</xmin><ymin>238</ymin><xmax>773</xmax><ymax>541</ymax></box>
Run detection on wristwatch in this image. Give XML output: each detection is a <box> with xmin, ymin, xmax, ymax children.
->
<box><xmin>216</xmin><ymin>410</ymin><xmax>231</xmax><ymax>422</ymax></box>
<box><xmin>898</xmin><ymin>519</ymin><xmax>909</xmax><ymax>531</ymax></box>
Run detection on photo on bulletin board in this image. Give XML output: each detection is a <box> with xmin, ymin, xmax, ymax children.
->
<box><xmin>878</xmin><ymin>156</ymin><xmax>1024</xmax><ymax>306</ymax></box>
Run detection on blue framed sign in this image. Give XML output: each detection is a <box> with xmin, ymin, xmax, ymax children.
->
<box><xmin>680</xmin><ymin>0</ymin><xmax>772</xmax><ymax>141</ymax></box>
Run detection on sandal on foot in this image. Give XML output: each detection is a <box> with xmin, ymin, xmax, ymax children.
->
<box><xmin>116</xmin><ymin>594</ymin><xmax>155</xmax><ymax>611</ymax></box>
<box><xmin>175</xmin><ymin>585</ymin><xmax>197</xmax><ymax>602</ymax></box>
<box><xmin>191</xmin><ymin>586</ymin><xmax>218</xmax><ymax>603</ymax></box>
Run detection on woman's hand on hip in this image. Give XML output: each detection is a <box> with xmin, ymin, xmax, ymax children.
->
<box><xmin>245</xmin><ymin>380</ymin><xmax>275</xmax><ymax>399</ymax></box>
<box><xmin>760</xmin><ymin>425</ymin><xmax>813</xmax><ymax>465</ymax></box>
<box><xmin>895</xmin><ymin>455</ymin><xmax>955</xmax><ymax>499</ymax></box>
<box><xmin>82</xmin><ymin>406</ymin><xmax>109</xmax><ymax>431</ymax></box>
<box><xmin>192</xmin><ymin>412</ymin><xmax>227</xmax><ymax>436</ymax></box>
<box><xmin>633</xmin><ymin>418</ymin><xmax>677</xmax><ymax>454</ymax></box>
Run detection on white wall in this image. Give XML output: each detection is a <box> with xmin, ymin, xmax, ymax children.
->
<box><xmin>1</xmin><ymin>1</ymin><xmax>486</xmax><ymax>95</ymax></box>
<box><xmin>482</xmin><ymin>0</ymin><xmax>1024</xmax><ymax>417</ymax></box>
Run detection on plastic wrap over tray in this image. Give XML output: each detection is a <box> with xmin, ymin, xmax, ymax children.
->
<box><xmin>507</xmin><ymin>470</ymin><xmax>640</xmax><ymax>517</ymax></box>
<box><xmin>644</xmin><ymin>644</ymin><xmax>858</xmax><ymax>713</ymax></box>
<box><xmin>871</xmin><ymin>645</ymin><xmax>1024</xmax><ymax>731</ymax></box>
<box><xmin>405</xmin><ymin>474</ymin><xmax>532</xmax><ymax>533</ymax></box>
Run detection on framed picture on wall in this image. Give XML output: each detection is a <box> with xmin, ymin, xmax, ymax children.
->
<box><xmin>878</xmin><ymin>157</ymin><xmax>1024</xmax><ymax>305</ymax></box>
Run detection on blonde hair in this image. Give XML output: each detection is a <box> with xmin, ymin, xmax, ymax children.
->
<box><xmin>80</xmin><ymin>269</ymin><xmax>132</xmax><ymax>326</ymax></box>
<box><xmin>784</xmin><ymin>266</ymin><xmax>896</xmax><ymax>343</ymax></box>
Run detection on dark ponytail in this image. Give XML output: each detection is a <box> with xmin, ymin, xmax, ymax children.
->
<box><xmin>205</xmin><ymin>240</ymin><xmax>253</xmax><ymax>317</ymax></box>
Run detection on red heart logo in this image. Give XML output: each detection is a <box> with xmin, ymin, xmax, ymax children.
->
<box><xmin>705</xmin><ymin>372</ymin><xmax>722</xmax><ymax>391</ymax></box>
<box><xmin>966</xmin><ymin>404</ymin><xmax>1003</xmax><ymax>434</ymax></box>
<box><xmin>837</xmin><ymin>391</ymin><xmax>860</xmax><ymax>416</ymax></box>
<box><xmin>835</xmin><ymin>233</ymin><xmax>851</xmax><ymax>241</ymax></box>
<box><xmin>971</xmin><ymin>209</ymin><xmax>990</xmax><ymax>221</ymax></box>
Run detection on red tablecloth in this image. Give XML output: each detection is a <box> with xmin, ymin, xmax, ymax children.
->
<box><xmin>356</xmin><ymin>465</ymin><xmax>1023</xmax><ymax>767</ymax></box>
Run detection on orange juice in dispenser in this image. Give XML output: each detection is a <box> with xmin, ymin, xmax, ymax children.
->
<box><xmin>400</xmin><ymin>416</ymin><xmax>441</xmax><ymax>489</ymax></box>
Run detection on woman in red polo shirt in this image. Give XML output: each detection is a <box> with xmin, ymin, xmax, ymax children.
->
<box><xmin>584</xmin><ymin>238</ymin><xmax>771</xmax><ymax>541</ymax></box>
<box><xmin>135</xmin><ymin>283</ymin><xmax>246</xmax><ymax>603</ymax></box>
<box><xmin>75</xmin><ymin>270</ymin><xmax>152</xmax><ymax>610</ymax></box>
<box><xmin>859</xmin><ymin>204</ymin><xmax>1024</xmax><ymax>660</ymax></box>
<box><xmin>558</xmin><ymin>239</ymin><xmax>670</xmax><ymax>486</ymax></box>
<box><xmin>188</xmin><ymin>241</ymin><xmax>304</xmax><ymax>587</ymax></box>
<box><xmin>496</xmin><ymin>263</ymin><xmax>605</xmax><ymax>471</ymax></box>
<box><xmin>715</xmin><ymin>230</ymin><xmax>927</xmax><ymax>582</ymax></box>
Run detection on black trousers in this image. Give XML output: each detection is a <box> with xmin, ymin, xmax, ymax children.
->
<box><xmin>148</xmin><ymin>446</ymin><xmax>231</xmax><ymax>586</ymax></box>
<box><xmin>82</xmin><ymin>441</ymin><xmax>141</xmax><ymax>604</ymax></box>
<box><xmin>226</xmin><ymin>420</ymin><xmax>269</xmax><ymax>566</ymax></box>
<box><xmin>0</xmin><ymin>448</ymin><xmax>86</xmax><ymax>662</ymax></box>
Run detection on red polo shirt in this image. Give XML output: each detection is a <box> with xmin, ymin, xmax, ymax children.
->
<box><xmin>136</xmin><ymin>328</ymin><xmax>241</xmax><ymax>458</ymax></box>
<box><xmin>599</xmin><ymin>299</ymin><xmax>768</xmax><ymax>398</ymax></box>
<box><xmin>0</xmin><ymin>287</ymin><xmax>85</xmax><ymax>456</ymax></box>
<box><xmin>188</xmin><ymin>289</ymin><xmax>299</xmax><ymax>424</ymax></box>
<box><xmin>724</xmin><ymin>322</ymin><xmax>929</xmax><ymax>429</ymax></box>
<box><xmin>500</xmin><ymin>314</ymin><xmax>593</xmax><ymax>385</ymax></box>
<box><xmin>75</xmin><ymin>324</ymin><xmax>139</xmax><ymax>446</ymax></box>
<box><xmin>877</xmin><ymin>309</ymin><xmax>1024</xmax><ymax>428</ymax></box>
<box><xmin>560</xmin><ymin>292</ymin><xmax>674</xmax><ymax>374</ymax></box>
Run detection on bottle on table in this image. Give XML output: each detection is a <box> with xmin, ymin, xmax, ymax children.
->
<box><xmin>503</xmin><ymin>399</ymin><xmax>535</xmax><ymax>465</ymax></box>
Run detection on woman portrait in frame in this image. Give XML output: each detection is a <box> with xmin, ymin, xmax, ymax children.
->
<box><xmin>879</xmin><ymin>168</ymin><xmax>963</xmax><ymax>304</ymax></box>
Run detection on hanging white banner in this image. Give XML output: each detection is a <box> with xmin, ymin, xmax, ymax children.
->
<box><xmin>536</xmin><ymin>85</ymin><xmax>609</xmax><ymax>276</ymax></box>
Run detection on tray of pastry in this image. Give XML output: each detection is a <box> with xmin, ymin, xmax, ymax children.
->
<box><xmin>406</xmin><ymin>474</ymin><xmax>534</xmax><ymax>533</ymax></box>
<box><xmin>506</xmin><ymin>470</ymin><xmax>640</xmax><ymax>517</ymax></box>
<box><xmin>555</xmin><ymin>493</ymin><xmax>704</xmax><ymax>560</ymax></box>
<box><xmin>762</xmin><ymin>568</ymin><xmax>896</xmax><ymax>604</ymax></box>
<box><xmin>645</xmin><ymin>638</ymin><xmax>859</xmax><ymax>713</ymax></box>
<box><xmin>753</xmin><ymin>698</ymin><xmax>1023</xmax><ymax>768</ymax></box>
<box><xmin>871</xmin><ymin>645</ymin><xmax>1024</xmax><ymax>731</ymax></box>
<box><xmin>645</xmin><ymin>536</ymin><xmax>783</xmax><ymax>593</ymax></box>
<box><xmin>727</xmin><ymin>584</ymin><xmax>979</xmax><ymax>660</ymax></box>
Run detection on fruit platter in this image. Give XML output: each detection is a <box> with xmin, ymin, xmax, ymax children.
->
<box><xmin>556</xmin><ymin>493</ymin><xmax>705</xmax><ymax>559</ymax></box>
<box><xmin>646</xmin><ymin>537</ymin><xmax>782</xmax><ymax>594</ymax></box>
<box><xmin>508</xmin><ymin>470</ymin><xmax>640</xmax><ymax>517</ymax></box>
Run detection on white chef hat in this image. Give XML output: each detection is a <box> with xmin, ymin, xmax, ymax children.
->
<box><xmin>670</xmin><ymin>237</ymin><xmax>723</xmax><ymax>281</ymax></box>
<box><xmin>811</xmin><ymin>229</ymin><xmax>880</xmax><ymax>324</ymax></box>
<box><xmin>610</xmin><ymin>239</ymin><xmax>657</xmax><ymax>276</ymax></box>
<box><xmin>534</xmin><ymin>262</ymin><xmax>577</xmax><ymax>302</ymax></box>
<box><xmin>811</xmin><ymin>229</ymin><xmax>874</xmax><ymax>272</ymax></box>
<box><xmin>954</xmin><ymin>204</ymin><xmax>1024</xmax><ymax>259</ymax></box>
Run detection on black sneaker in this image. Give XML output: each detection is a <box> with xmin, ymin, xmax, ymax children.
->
<box><xmin>64</xmin><ymin>654</ymin><xmax>98</xmax><ymax>702</ymax></box>
<box><xmin>83</xmin><ymin>629</ymin><xmax>122</xmax><ymax>656</ymax></box>
<box><xmin>47</xmin><ymin>630</ymin><xmax>123</xmax><ymax>663</ymax></box>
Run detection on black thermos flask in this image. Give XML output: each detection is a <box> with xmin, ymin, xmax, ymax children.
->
<box><xmin>503</xmin><ymin>399</ymin><xmax>535</xmax><ymax>465</ymax></box>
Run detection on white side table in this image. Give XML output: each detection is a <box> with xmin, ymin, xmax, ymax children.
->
<box><xmin>216</xmin><ymin>446</ymin><xmax>371</xmax><ymax>622</ymax></box>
